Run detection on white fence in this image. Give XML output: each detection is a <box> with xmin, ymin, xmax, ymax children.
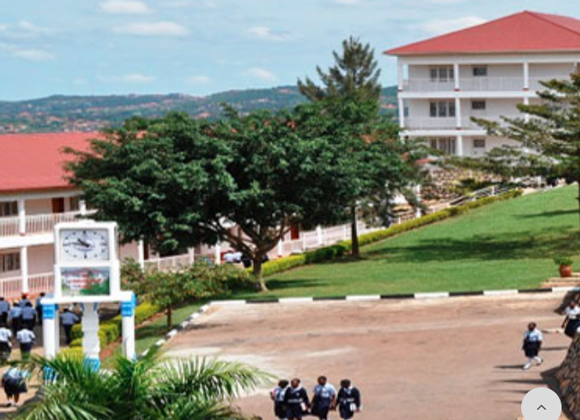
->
<box><xmin>0</xmin><ymin>210</ymin><xmax>97</xmax><ymax>237</ymax></box>
<box><xmin>0</xmin><ymin>272</ymin><xmax>53</xmax><ymax>299</ymax></box>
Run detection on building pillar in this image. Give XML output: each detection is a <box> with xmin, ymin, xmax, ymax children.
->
<box><xmin>20</xmin><ymin>246</ymin><xmax>28</xmax><ymax>293</ymax></box>
<box><xmin>456</xmin><ymin>135</ymin><xmax>464</xmax><ymax>157</ymax></box>
<box><xmin>17</xmin><ymin>199</ymin><xmax>25</xmax><ymax>235</ymax></box>
<box><xmin>397</xmin><ymin>61</ymin><xmax>404</xmax><ymax>91</ymax></box>
<box><xmin>79</xmin><ymin>199</ymin><xmax>87</xmax><ymax>216</ymax></box>
<box><xmin>82</xmin><ymin>303</ymin><xmax>101</xmax><ymax>370</ymax></box>
<box><xmin>121</xmin><ymin>295</ymin><xmax>136</xmax><ymax>361</ymax></box>
<box><xmin>398</xmin><ymin>97</ymin><xmax>405</xmax><ymax>129</ymax></box>
<box><xmin>415</xmin><ymin>185</ymin><xmax>422</xmax><ymax>219</ymax></box>
<box><xmin>523</xmin><ymin>61</ymin><xmax>530</xmax><ymax>90</ymax></box>
<box><xmin>454</xmin><ymin>63</ymin><xmax>460</xmax><ymax>91</ymax></box>
<box><xmin>523</xmin><ymin>97</ymin><xmax>530</xmax><ymax>123</ymax></box>
<box><xmin>277</xmin><ymin>240</ymin><xmax>283</xmax><ymax>257</ymax></box>
<box><xmin>214</xmin><ymin>243</ymin><xmax>221</xmax><ymax>265</ymax></box>
<box><xmin>188</xmin><ymin>248</ymin><xmax>195</xmax><ymax>265</ymax></box>
<box><xmin>455</xmin><ymin>97</ymin><xmax>462</xmax><ymax>129</ymax></box>
<box><xmin>137</xmin><ymin>240</ymin><xmax>145</xmax><ymax>270</ymax></box>
<box><xmin>316</xmin><ymin>226</ymin><xmax>323</xmax><ymax>246</ymax></box>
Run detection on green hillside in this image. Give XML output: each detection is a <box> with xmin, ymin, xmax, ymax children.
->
<box><xmin>0</xmin><ymin>85</ymin><xmax>398</xmax><ymax>133</ymax></box>
<box><xmin>251</xmin><ymin>186</ymin><xmax>580</xmax><ymax>298</ymax></box>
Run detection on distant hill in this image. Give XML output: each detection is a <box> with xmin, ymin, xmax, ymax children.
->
<box><xmin>0</xmin><ymin>85</ymin><xmax>398</xmax><ymax>133</ymax></box>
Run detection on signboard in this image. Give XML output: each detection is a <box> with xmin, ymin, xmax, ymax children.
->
<box><xmin>60</xmin><ymin>267</ymin><xmax>111</xmax><ymax>297</ymax></box>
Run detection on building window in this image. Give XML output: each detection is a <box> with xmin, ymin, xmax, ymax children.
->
<box><xmin>430</xmin><ymin>67</ymin><xmax>454</xmax><ymax>82</ymax></box>
<box><xmin>473</xmin><ymin>139</ymin><xmax>486</xmax><ymax>149</ymax></box>
<box><xmin>0</xmin><ymin>202</ymin><xmax>17</xmax><ymax>217</ymax></box>
<box><xmin>473</xmin><ymin>66</ymin><xmax>488</xmax><ymax>77</ymax></box>
<box><xmin>0</xmin><ymin>252</ymin><xmax>20</xmax><ymax>273</ymax></box>
<box><xmin>471</xmin><ymin>100</ymin><xmax>486</xmax><ymax>110</ymax></box>
<box><xmin>69</xmin><ymin>196</ymin><xmax>80</xmax><ymax>212</ymax></box>
<box><xmin>430</xmin><ymin>101</ymin><xmax>455</xmax><ymax>118</ymax></box>
<box><xmin>429</xmin><ymin>138</ymin><xmax>457</xmax><ymax>155</ymax></box>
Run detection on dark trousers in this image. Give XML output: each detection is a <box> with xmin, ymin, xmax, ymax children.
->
<box><xmin>36</xmin><ymin>308</ymin><xmax>43</xmax><ymax>326</ymax></box>
<box><xmin>11</xmin><ymin>317</ymin><xmax>21</xmax><ymax>337</ymax></box>
<box><xmin>19</xmin><ymin>342</ymin><xmax>32</xmax><ymax>359</ymax></box>
<box><xmin>23</xmin><ymin>318</ymin><xmax>35</xmax><ymax>331</ymax></box>
<box><xmin>0</xmin><ymin>313</ymin><xmax>8</xmax><ymax>327</ymax></box>
<box><xmin>63</xmin><ymin>324</ymin><xmax>73</xmax><ymax>345</ymax></box>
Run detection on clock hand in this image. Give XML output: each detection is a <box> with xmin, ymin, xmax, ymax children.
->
<box><xmin>77</xmin><ymin>239</ymin><xmax>91</xmax><ymax>248</ymax></box>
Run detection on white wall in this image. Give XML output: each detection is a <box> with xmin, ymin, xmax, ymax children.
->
<box><xmin>28</xmin><ymin>245</ymin><xmax>54</xmax><ymax>275</ymax></box>
<box><xmin>25</xmin><ymin>199</ymin><xmax>52</xmax><ymax>216</ymax></box>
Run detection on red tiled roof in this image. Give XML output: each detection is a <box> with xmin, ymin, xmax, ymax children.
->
<box><xmin>385</xmin><ymin>11</ymin><xmax>580</xmax><ymax>56</ymax></box>
<box><xmin>0</xmin><ymin>132</ymin><xmax>96</xmax><ymax>194</ymax></box>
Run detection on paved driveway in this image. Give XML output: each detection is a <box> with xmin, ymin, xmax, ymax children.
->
<box><xmin>166</xmin><ymin>294</ymin><xmax>572</xmax><ymax>420</ymax></box>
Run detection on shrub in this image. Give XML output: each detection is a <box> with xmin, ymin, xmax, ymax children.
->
<box><xmin>257</xmin><ymin>189</ymin><xmax>523</xmax><ymax>278</ymax></box>
<box><xmin>555</xmin><ymin>256</ymin><xmax>574</xmax><ymax>266</ymax></box>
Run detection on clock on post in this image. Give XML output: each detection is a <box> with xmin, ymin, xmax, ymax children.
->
<box><xmin>53</xmin><ymin>221</ymin><xmax>121</xmax><ymax>300</ymax></box>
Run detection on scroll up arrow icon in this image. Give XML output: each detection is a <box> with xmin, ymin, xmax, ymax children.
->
<box><xmin>537</xmin><ymin>405</ymin><xmax>547</xmax><ymax>411</ymax></box>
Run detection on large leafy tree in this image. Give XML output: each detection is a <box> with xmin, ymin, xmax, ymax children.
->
<box><xmin>67</xmin><ymin>109</ymin><xmax>350</xmax><ymax>291</ymax></box>
<box><xmin>298</xmin><ymin>37</ymin><xmax>424</xmax><ymax>257</ymax></box>
<box><xmin>17</xmin><ymin>351</ymin><xmax>270</xmax><ymax>420</ymax></box>
<box><xmin>459</xmin><ymin>74</ymin><xmax>580</xmax><ymax>234</ymax></box>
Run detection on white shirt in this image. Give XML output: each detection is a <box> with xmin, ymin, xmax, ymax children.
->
<box><xmin>566</xmin><ymin>306</ymin><xmax>580</xmax><ymax>320</ymax></box>
<box><xmin>314</xmin><ymin>383</ymin><xmax>336</xmax><ymax>400</ymax></box>
<box><xmin>525</xmin><ymin>329</ymin><xmax>543</xmax><ymax>342</ymax></box>
<box><xmin>16</xmin><ymin>329</ymin><xmax>35</xmax><ymax>344</ymax></box>
<box><xmin>0</xmin><ymin>328</ymin><xmax>12</xmax><ymax>343</ymax></box>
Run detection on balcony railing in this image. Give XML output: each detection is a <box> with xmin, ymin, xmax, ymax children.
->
<box><xmin>0</xmin><ymin>272</ymin><xmax>53</xmax><ymax>299</ymax></box>
<box><xmin>0</xmin><ymin>210</ymin><xmax>96</xmax><ymax>238</ymax></box>
<box><xmin>403</xmin><ymin>75</ymin><xmax>571</xmax><ymax>93</ymax></box>
<box><xmin>405</xmin><ymin>116</ymin><xmax>510</xmax><ymax>131</ymax></box>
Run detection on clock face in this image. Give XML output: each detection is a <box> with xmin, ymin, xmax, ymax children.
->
<box><xmin>60</xmin><ymin>229</ymin><xmax>110</xmax><ymax>262</ymax></box>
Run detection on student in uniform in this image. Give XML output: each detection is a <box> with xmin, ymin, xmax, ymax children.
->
<box><xmin>0</xmin><ymin>298</ymin><xmax>10</xmax><ymax>327</ymax></box>
<box><xmin>16</xmin><ymin>327</ymin><xmax>35</xmax><ymax>361</ymax></box>
<box><xmin>0</xmin><ymin>323</ymin><xmax>12</xmax><ymax>364</ymax></box>
<box><xmin>35</xmin><ymin>293</ymin><xmax>45</xmax><ymax>326</ymax></box>
<box><xmin>562</xmin><ymin>301</ymin><xmax>580</xmax><ymax>338</ymax></box>
<box><xmin>336</xmin><ymin>379</ymin><xmax>362</xmax><ymax>420</ymax></box>
<box><xmin>9</xmin><ymin>303</ymin><xmax>22</xmax><ymax>337</ymax></box>
<box><xmin>21</xmin><ymin>302</ymin><xmax>36</xmax><ymax>331</ymax></box>
<box><xmin>2</xmin><ymin>367</ymin><xmax>28</xmax><ymax>407</ymax></box>
<box><xmin>270</xmin><ymin>379</ymin><xmax>289</xmax><ymax>420</ymax></box>
<box><xmin>311</xmin><ymin>376</ymin><xmax>336</xmax><ymax>420</ymax></box>
<box><xmin>19</xmin><ymin>294</ymin><xmax>31</xmax><ymax>309</ymax></box>
<box><xmin>522</xmin><ymin>322</ymin><xmax>543</xmax><ymax>370</ymax></box>
<box><xmin>61</xmin><ymin>308</ymin><xmax>80</xmax><ymax>345</ymax></box>
<box><xmin>284</xmin><ymin>378</ymin><xmax>311</xmax><ymax>420</ymax></box>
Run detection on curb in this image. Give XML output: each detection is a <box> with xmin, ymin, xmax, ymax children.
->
<box><xmin>142</xmin><ymin>285</ymin><xmax>580</xmax><ymax>356</ymax></box>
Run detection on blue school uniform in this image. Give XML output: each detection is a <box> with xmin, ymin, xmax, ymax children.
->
<box><xmin>312</xmin><ymin>383</ymin><xmax>336</xmax><ymax>419</ymax></box>
<box><xmin>336</xmin><ymin>387</ymin><xmax>361</xmax><ymax>420</ymax></box>
<box><xmin>284</xmin><ymin>386</ymin><xmax>310</xmax><ymax>419</ymax></box>
<box><xmin>272</xmin><ymin>385</ymin><xmax>288</xmax><ymax>419</ymax></box>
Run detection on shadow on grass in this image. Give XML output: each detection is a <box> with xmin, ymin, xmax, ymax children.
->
<box><xmin>516</xmin><ymin>209</ymin><xmax>579</xmax><ymax>219</ymax></box>
<box><xmin>365</xmin><ymin>228</ymin><xmax>580</xmax><ymax>265</ymax></box>
<box><xmin>264</xmin><ymin>279</ymin><xmax>332</xmax><ymax>291</ymax></box>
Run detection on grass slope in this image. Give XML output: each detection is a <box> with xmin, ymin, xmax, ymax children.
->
<box><xmin>244</xmin><ymin>186</ymin><xmax>580</xmax><ymax>298</ymax></box>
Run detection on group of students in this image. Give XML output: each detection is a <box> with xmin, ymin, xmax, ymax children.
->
<box><xmin>0</xmin><ymin>294</ymin><xmax>44</xmax><ymax>362</ymax></box>
<box><xmin>271</xmin><ymin>376</ymin><xmax>361</xmax><ymax>420</ymax></box>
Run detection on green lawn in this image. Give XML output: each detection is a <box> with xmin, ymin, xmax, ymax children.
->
<box><xmin>238</xmin><ymin>185</ymin><xmax>580</xmax><ymax>298</ymax></box>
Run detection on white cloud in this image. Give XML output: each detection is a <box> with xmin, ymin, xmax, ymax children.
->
<box><xmin>121</xmin><ymin>73</ymin><xmax>155</xmax><ymax>83</ymax></box>
<box><xmin>17</xmin><ymin>20</ymin><xmax>52</xmax><ymax>35</ymax></box>
<box><xmin>13</xmin><ymin>49</ymin><xmax>55</xmax><ymax>61</ymax></box>
<box><xmin>187</xmin><ymin>75</ymin><xmax>210</xmax><ymax>84</ymax></box>
<box><xmin>115</xmin><ymin>21</ymin><xmax>189</xmax><ymax>36</ymax></box>
<box><xmin>248</xmin><ymin>26</ymin><xmax>291</xmax><ymax>41</ymax></box>
<box><xmin>163</xmin><ymin>0</ymin><xmax>217</xmax><ymax>8</ymax></box>
<box><xmin>100</xmin><ymin>0</ymin><xmax>152</xmax><ymax>14</ymax></box>
<box><xmin>332</xmin><ymin>0</ymin><xmax>363</xmax><ymax>4</ymax></box>
<box><xmin>417</xmin><ymin>16</ymin><xmax>487</xmax><ymax>35</ymax></box>
<box><xmin>248</xmin><ymin>67</ymin><xmax>277</xmax><ymax>82</ymax></box>
<box><xmin>425</xmin><ymin>0</ymin><xmax>467</xmax><ymax>3</ymax></box>
<box><xmin>0</xmin><ymin>24</ymin><xmax>7</xmax><ymax>32</ymax></box>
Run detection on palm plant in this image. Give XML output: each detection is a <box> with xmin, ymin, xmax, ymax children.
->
<box><xmin>15</xmin><ymin>349</ymin><xmax>272</xmax><ymax>420</ymax></box>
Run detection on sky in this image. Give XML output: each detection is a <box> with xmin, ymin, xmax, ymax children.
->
<box><xmin>2</xmin><ymin>0</ymin><xmax>580</xmax><ymax>101</ymax></box>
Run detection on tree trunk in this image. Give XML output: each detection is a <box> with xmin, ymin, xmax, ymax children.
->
<box><xmin>166</xmin><ymin>306</ymin><xmax>172</xmax><ymax>333</ymax></box>
<box><xmin>351</xmin><ymin>205</ymin><xmax>360</xmax><ymax>258</ymax></box>
<box><xmin>253</xmin><ymin>258</ymin><xmax>268</xmax><ymax>292</ymax></box>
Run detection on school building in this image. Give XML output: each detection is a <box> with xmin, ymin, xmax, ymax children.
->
<box><xmin>386</xmin><ymin>10</ymin><xmax>580</xmax><ymax>157</ymax></box>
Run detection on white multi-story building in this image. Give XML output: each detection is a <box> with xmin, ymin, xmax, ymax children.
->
<box><xmin>386</xmin><ymin>11</ymin><xmax>580</xmax><ymax>156</ymax></box>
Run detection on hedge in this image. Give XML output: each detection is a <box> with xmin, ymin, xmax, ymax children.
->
<box><xmin>70</xmin><ymin>301</ymin><xmax>160</xmax><ymax>349</ymax></box>
<box><xmin>257</xmin><ymin>190</ymin><xmax>523</xmax><ymax>278</ymax></box>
